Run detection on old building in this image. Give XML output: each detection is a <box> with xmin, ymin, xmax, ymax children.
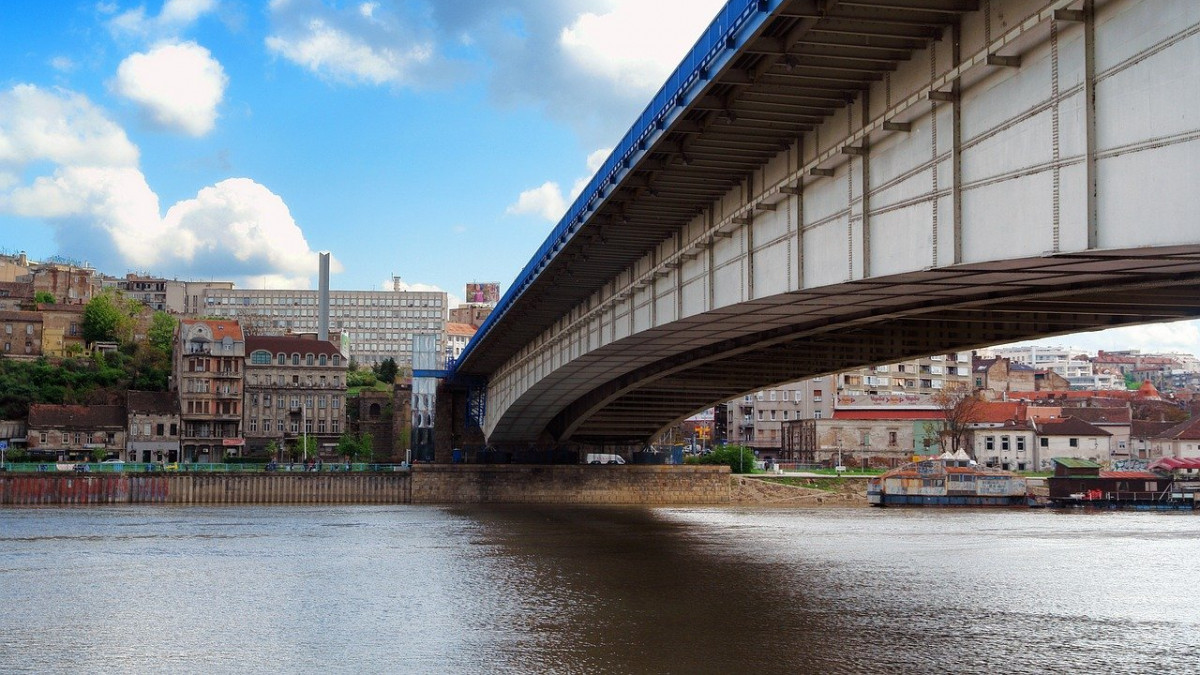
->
<box><xmin>26</xmin><ymin>404</ymin><xmax>127</xmax><ymax>462</ymax></box>
<box><xmin>39</xmin><ymin>304</ymin><xmax>85</xmax><ymax>356</ymax></box>
<box><xmin>1</xmin><ymin>310</ymin><xmax>43</xmax><ymax>357</ymax></box>
<box><xmin>1034</xmin><ymin>417</ymin><xmax>1113</xmax><ymax>466</ymax></box>
<box><xmin>127</xmin><ymin>391</ymin><xmax>180</xmax><ymax>463</ymax></box>
<box><xmin>175</xmin><ymin>319</ymin><xmax>245</xmax><ymax>462</ymax></box>
<box><xmin>444</xmin><ymin>322</ymin><xmax>476</xmax><ymax>364</ymax></box>
<box><xmin>732</xmin><ymin>352</ymin><xmax>973</xmax><ymax>455</ymax></box>
<box><xmin>108</xmin><ymin>274</ymin><xmax>170</xmax><ymax>311</ymax></box>
<box><xmin>243</xmin><ymin>335</ymin><xmax>347</xmax><ymax>458</ymax></box>
<box><xmin>0</xmin><ymin>280</ymin><xmax>34</xmax><ymax>311</ymax></box>
<box><xmin>1146</xmin><ymin>416</ymin><xmax>1200</xmax><ymax>459</ymax></box>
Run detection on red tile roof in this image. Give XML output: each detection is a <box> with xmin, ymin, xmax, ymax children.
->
<box><xmin>1150</xmin><ymin>457</ymin><xmax>1200</xmax><ymax>472</ymax></box>
<box><xmin>182</xmin><ymin>319</ymin><xmax>244</xmax><ymax>341</ymax></box>
<box><xmin>127</xmin><ymin>390</ymin><xmax>178</xmax><ymax>415</ymax></box>
<box><xmin>1153</xmin><ymin>416</ymin><xmax>1200</xmax><ymax>441</ymax></box>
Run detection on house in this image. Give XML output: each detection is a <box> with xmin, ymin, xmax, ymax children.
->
<box><xmin>26</xmin><ymin>404</ymin><xmax>127</xmax><ymax>462</ymax></box>
<box><xmin>1146</xmin><ymin>416</ymin><xmax>1200</xmax><ymax>459</ymax></box>
<box><xmin>1034</xmin><ymin>417</ymin><xmax>1113</xmax><ymax>467</ymax></box>
<box><xmin>174</xmin><ymin>319</ymin><xmax>245</xmax><ymax>462</ymax></box>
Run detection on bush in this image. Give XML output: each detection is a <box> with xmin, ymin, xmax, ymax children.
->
<box><xmin>685</xmin><ymin>445</ymin><xmax>756</xmax><ymax>473</ymax></box>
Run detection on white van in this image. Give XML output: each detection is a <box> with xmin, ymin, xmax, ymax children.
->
<box><xmin>585</xmin><ymin>453</ymin><xmax>626</xmax><ymax>465</ymax></box>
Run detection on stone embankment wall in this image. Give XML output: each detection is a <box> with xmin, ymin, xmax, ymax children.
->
<box><xmin>0</xmin><ymin>465</ymin><xmax>731</xmax><ymax>506</ymax></box>
<box><xmin>0</xmin><ymin>473</ymin><xmax>411</xmax><ymax>505</ymax></box>
<box><xmin>410</xmin><ymin>465</ymin><xmax>731</xmax><ymax>505</ymax></box>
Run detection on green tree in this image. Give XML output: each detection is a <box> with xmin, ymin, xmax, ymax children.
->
<box><xmin>294</xmin><ymin>435</ymin><xmax>318</xmax><ymax>461</ymax></box>
<box><xmin>34</xmin><ymin>291</ymin><xmax>55</xmax><ymax>304</ymax></box>
<box><xmin>147</xmin><ymin>311</ymin><xmax>177</xmax><ymax>354</ymax></box>
<box><xmin>373</xmin><ymin>357</ymin><xmax>399</xmax><ymax>384</ymax></box>
<box><xmin>82</xmin><ymin>293</ymin><xmax>124</xmax><ymax>343</ymax></box>
<box><xmin>90</xmin><ymin>446</ymin><xmax>108</xmax><ymax>463</ymax></box>
<box><xmin>336</xmin><ymin>433</ymin><xmax>375</xmax><ymax>463</ymax></box>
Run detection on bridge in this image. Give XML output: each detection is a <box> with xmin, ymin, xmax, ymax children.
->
<box><xmin>445</xmin><ymin>0</ymin><xmax>1200</xmax><ymax>450</ymax></box>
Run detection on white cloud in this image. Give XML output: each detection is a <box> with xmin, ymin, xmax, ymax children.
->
<box><xmin>383</xmin><ymin>278</ymin><xmax>462</xmax><ymax>311</ymax></box>
<box><xmin>49</xmin><ymin>56</ymin><xmax>76</xmax><ymax>72</ymax></box>
<box><xmin>507</xmin><ymin>181</ymin><xmax>567</xmax><ymax>222</ymax></box>
<box><xmin>114</xmin><ymin>41</ymin><xmax>228</xmax><ymax>136</ymax></box>
<box><xmin>507</xmin><ymin>146</ymin><xmax>611</xmax><ymax>223</ymax></box>
<box><xmin>0</xmin><ymin>84</ymin><xmax>139</xmax><ymax>168</ymax></box>
<box><xmin>0</xmin><ymin>84</ymin><xmax>332</xmax><ymax>289</ymax></box>
<box><xmin>1007</xmin><ymin>319</ymin><xmax>1200</xmax><ymax>357</ymax></box>
<box><xmin>560</xmin><ymin>0</ymin><xmax>727</xmax><ymax>96</ymax></box>
<box><xmin>108</xmin><ymin>0</ymin><xmax>217</xmax><ymax>38</ymax></box>
<box><xmin>265</xmin><ymin>2</ymin><xmax>437</xmax><ymax>87</ymax></box>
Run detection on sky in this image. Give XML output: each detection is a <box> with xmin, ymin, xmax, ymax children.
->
<box><xmin>0</xmin><ymin>0</ymin><xmax>1196</xmax><ymax>356</ymax></box>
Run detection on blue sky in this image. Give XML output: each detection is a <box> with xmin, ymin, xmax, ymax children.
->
<box><xmin>1</xmin><ymin>0</ymin><xmax>1197</xmax><ymax>356</ymax></box>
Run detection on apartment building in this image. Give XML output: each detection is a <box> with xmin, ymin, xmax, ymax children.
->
<box><xmin>1</xmin><ymin>311</ymin><xmax>43</xmax><ymax>357</ymax></box>
<box><xmin>199</xmin><ymin>286</ymin><xmax>445</xmax><ymax>368</ymax></box>
<box><xmin>242</xmin><ymin>335</ymin><xmax>348</xmax><ymax>457</ymax></box>
<box><xmin>126</xmin><ymin>391</ymin><xmax>180</xmax><ymax>463</ymax></box>
<box><xmin>731</xmin><ymin>352</ymin><xmax>973</xmax><ymax>453</ymax></box>
<box><xmin>175</xmin><ymin>319</ymin><xmax>245</xmax><ymax>462</ymax></box>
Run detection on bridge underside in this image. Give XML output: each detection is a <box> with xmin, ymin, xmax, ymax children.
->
<box><xmin>484</xmin><ymin>247</ymin><xmax>1200</xmax><ymax>445</ymax></box>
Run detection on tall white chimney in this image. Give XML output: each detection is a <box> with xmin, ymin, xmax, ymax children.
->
<box><xmin>318</xmin><ymin>252</ymin><xmax>330</xmax><ymax>341</ymax></box>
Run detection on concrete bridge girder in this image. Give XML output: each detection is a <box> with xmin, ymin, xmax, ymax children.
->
<box><xmin>480</xmin><ymin>0</ymin><xmax>1200</xmax><ymax>445</ymax></box>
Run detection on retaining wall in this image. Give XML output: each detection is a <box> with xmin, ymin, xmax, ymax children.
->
<box><xmin>0</xmin><ymin>465</ymin><xmax>731</xmax><ymax>506</ymax></box>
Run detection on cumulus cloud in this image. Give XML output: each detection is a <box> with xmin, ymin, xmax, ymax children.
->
<box><xmin>560</xmin><ymin>0</ymin><xmax>726</xmax><ymax>95</ymax></box>
<box><xmin>0</xmin><ymin>84</ymin><xmax>332</xmax><ymax>288</ymax></box>
<box><xmin>108</xmin><ymin>0</ymin><xmax>217</xmax><ymax>39</ymax></box>
<box><xmin>264</xmin><ymin>1</ymin><xmax>725</xmax><ymax>146</ymax></box>
<box><xmin>114</xmin><ymin>41</ymin><xmax>228</xmax><ymax>136</ymax></box>
<box><xmin>507</xmin><ymin>146</ymin><xmax>610</xmax><ymax>223</ymax></box>
<box><xmin>0</xmin><ymin>84</ymin><xmax>139</xmax><ymax>168</ymax></box>
<box><xmin>265</xmin><ymin>0</ymin><xmax>442</xmax><ymax>87</ymax></box>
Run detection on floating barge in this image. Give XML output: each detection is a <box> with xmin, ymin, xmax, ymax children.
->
<box><xmin>1047</xmin><ymin>458</ymin><xmax>1199</xmax><ymax>511</ymax></box>
<box><xmin>867</xmin><ymin>450</ymin><xmax>1029</xmax><ymax>507</ymax></box>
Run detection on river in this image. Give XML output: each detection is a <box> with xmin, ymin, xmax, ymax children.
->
<box><xmin>1</xmin><ymin>505</ymin><xmax>1197</xmax><ymax>674</ymax></box>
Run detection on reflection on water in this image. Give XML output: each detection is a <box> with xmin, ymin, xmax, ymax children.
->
<box><xmin>1</xmin><ymin>506</ymin><xmax>1197</xmax><ymax>674</ymax></box>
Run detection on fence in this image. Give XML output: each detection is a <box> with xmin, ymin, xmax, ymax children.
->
<box><xmin>0</xmin><ymin>462</ymin><xmax>411</xmax><ymax>474</ymax></box>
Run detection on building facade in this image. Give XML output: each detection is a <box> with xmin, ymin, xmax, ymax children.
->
<box><xmin>731</xmin><ymin>352</ymin><xmax>973</xmax><ymax>454</ymax></box>
<box><xmin>126</xmin><ymin>391</ymin><xmax>180</xmax><ymax>463</ymax></box>
<box><xmin>198</xmin><ymin>286</ymin><xmax>445</xmax><ymax>368</ymax></box>
<box><xmin>26</xmin><ymin>404</ymin><xmax>127</xmax><ymax>462</ymax></box>
<box><xmin>175</xmin><ymin>319</ymin><xmax>245</xmax><ymax>462</ymax></box>
<box><xmin>1</xmin><ymin>311</ymin><xmax>43</xmax><ymax>357</ymax></box>
<box><xmin>242</xmin><ymin>335</ymin><xmax>348</xmax><ymax>458</ymax></box>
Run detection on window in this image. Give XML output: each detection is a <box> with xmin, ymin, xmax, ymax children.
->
<box><xmin>251</xmin><ymin>350</ymin><xmax>271</xmax><ymax>365</ymax></box>
<box><xmin>306</xmin><ymin>354</ymin><xmax>315</xmax><ymax>366</ymax></box>
<box><xmin>1017</xmin><ymin>437</ymin><xmax>1026</xmax><ymax>452</ymax></box>
<box><xmin>143</xmin><ymin>423</ymin><xmax>152</xmax><ymax>436</ymax></box>
<box><xmin>985</xmin><ymin>436</ymin><xmax>995</xmax><ymax>451</ymax></box>
<box><xmin>1001</xmin><ymin>436</ymin><xmax>1010</xmax><ymax>451</ymax></box>
<box><xmin>888</xmin><ymin>431</ymin><xmax>898</xmax><ymax>446</ymax></box>
<box><xmin>1069</xmin><ymin>438</ymin><xmax>1078</xmax><ymax>447</ymax></box>
<box><xmin>249</xmin><ymin>418</ymin><xmax>258</xmax><ymax>432</ymax></box>
<box><xmin>277</xmin><ymin>353</ymin><xmax>285</xmax><ymax>365</ymax></box>
<box><xmin>1040</xmin><ymin>438</ymin><xmax>1049</xmax><ymax>448</ymax></box>
<box><xmin>332</xmin><ymin>419</ymin><xmax>340</xmax><ymax>434</ymax></box>
<box><xmin>319</xmin><ymin>354</ymin><xmax>327</xmax><ymax>366</ymax></box>
<box><xmin>292</xmin><ymin>353</ymin><xmax>301</xmax><ymax>365</ymax></box>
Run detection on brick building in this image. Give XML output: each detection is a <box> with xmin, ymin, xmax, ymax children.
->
<box><xmin>1</xmin><ymin>310</ymin><xmax>43</xmax><ymax>357</ymax></box>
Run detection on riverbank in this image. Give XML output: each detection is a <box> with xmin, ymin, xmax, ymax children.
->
<box><xmin>731</xmin><ymin>475</ymin><xmax>869</xmax><ymax>507</ymax></box>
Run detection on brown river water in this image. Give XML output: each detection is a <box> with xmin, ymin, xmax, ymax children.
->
<box><xmin>1</xmin><ymin>505</ymin><xmax>1197</xmax><ymax>674</ymax></box>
